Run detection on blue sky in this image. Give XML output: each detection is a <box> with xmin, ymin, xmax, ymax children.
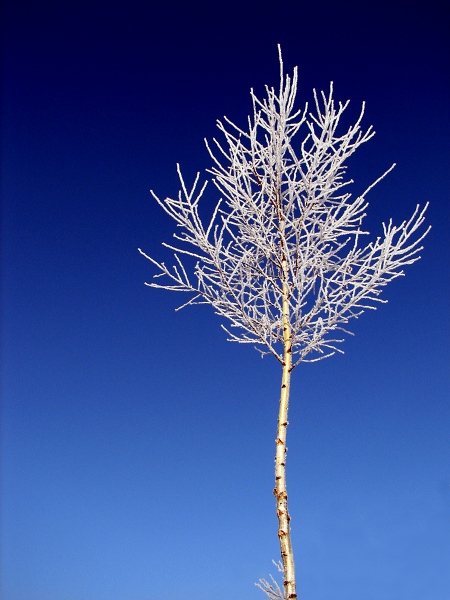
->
<box><xmin>1</xmin><ymin>1</ymin><xmax>449</xmax><ymax>599</ymax></box>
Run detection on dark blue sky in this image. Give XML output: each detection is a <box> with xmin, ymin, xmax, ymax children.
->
<box><xmin>2</xmin><ymin>1</ymin><xmax>449</xmax><ymax>599</ymax></box>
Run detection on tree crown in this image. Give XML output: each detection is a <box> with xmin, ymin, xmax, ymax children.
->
<box><xmin>140</xmin><ymin>47</ymin><xmax>429</xmax><ymax>368</ymax></box>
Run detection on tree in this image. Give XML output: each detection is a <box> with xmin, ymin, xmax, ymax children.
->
<box><xmin>139</xmin><ymin>47</ymin><xmax>429</xmax><ymax>599</ymax></box>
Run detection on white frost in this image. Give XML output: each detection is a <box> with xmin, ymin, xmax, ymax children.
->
<box><xmin>140</xmin><ymin>46</ymin><xmax>429</xmax><ymax>367</ymax></box>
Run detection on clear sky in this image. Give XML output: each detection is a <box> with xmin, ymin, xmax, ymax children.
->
<box><xmin>1</xmin><ymin>1</ymin><xmax>449</xmax><ymax>599</ymax></box>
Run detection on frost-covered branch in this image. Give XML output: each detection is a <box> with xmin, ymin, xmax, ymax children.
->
<box><xmin>256</xmin><ymin>561</ymin><xmax>285</xmax><ymax>600</ymax></box>
<box><xmin>140</xmin><ymin>47</ymin><xmax>429</xmax><ymax>367</ymax></box>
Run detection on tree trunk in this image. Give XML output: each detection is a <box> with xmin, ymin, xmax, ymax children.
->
<box><xmin>274</xmin><ymin>285</ymin><xmax>297</xmax><ymax>599</ymax></box>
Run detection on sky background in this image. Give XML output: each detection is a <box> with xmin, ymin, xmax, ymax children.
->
<box><xmin>1</xmin><ymin>1</ymin><xmax>449</xmax><ymax>599</ymax></box>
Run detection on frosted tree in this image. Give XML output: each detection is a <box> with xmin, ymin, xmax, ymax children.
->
<box><xmin>139</xmin><ymin>47</ymin><xmax>429</xmax><ymax>599</ymax></box>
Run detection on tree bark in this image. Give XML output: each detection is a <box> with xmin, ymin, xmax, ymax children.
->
<box><xmin>274</xmin><ymin>282</ymin><xmax>297</xmax><ymax>599</ymax></box>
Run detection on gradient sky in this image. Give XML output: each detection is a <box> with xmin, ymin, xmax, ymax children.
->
<box><xmin>1</xmin><ymin>1</ymin><xmax>449</xmax><ymax>599</ymax></box>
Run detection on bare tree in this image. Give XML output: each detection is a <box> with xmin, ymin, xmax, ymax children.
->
<box><xmin>139</xmin><ymin>47</ymin><xmax>429</xmax><ymax>599</ymax></box>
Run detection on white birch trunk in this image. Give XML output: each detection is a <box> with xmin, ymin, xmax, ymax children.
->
<box><xmin>274</xmin><ymin>275</ymin><xmax>297</xmax><ymax>598</ymax></box>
